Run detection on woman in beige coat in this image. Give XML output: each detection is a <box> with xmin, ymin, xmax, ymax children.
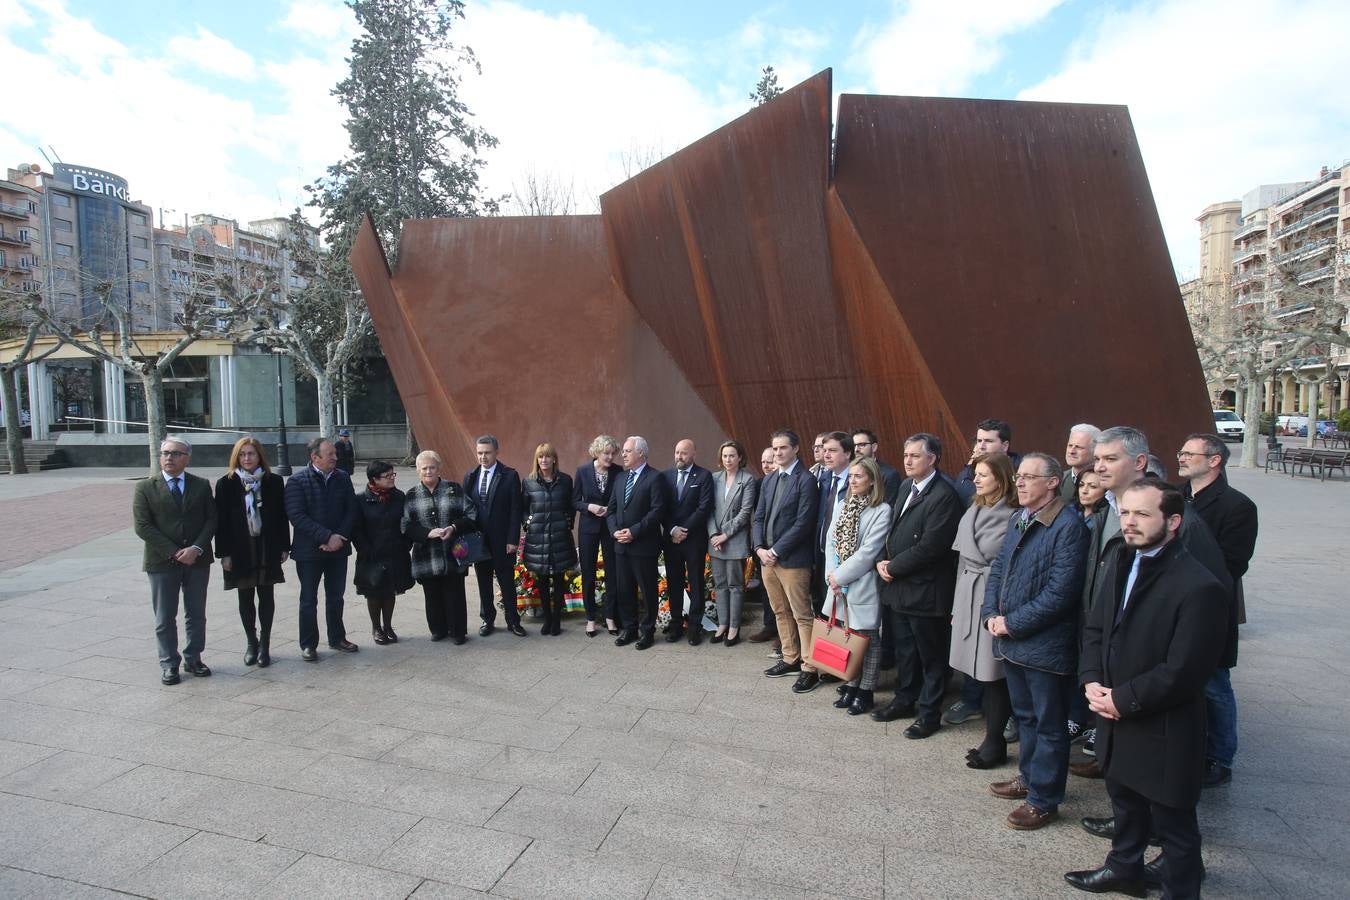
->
<box><xmin>949</xmin><ymin>452</ymin><xmax>1019</xmax><ymax>769</ymax></box>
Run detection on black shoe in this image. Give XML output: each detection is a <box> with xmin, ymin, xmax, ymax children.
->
<box><xmin>666</xmin><ymin>627</ymin><xmax>684</xmax><ymax>643</ymax></box>
<box><xmin>244</xmin><ymin>632</ymin><xmax>259</xmax><ymax>666</ymax></box>
<box><xmin>818</xmin><ymin>673</ymin><xmax>840</xmax><ymax>685</ymax></box>
<box><xmin>710</xmin><ymin>632</ymin><xmax>725</xmax><ymax>644</ymax></box>
<box><xmin>904</xmin><ymin>719</ymin><xmax>940</xmax><ymax>740</ymax></box>
<box><xmin>330</xmin><ymin>640</ymin><xmax>359</xmax><ymax>653</ymax></box>
<box><xmin>834</xmin><ymin>686</ymin><xmax>858</xmax><ymax>709</ymax></box>
<box><xmin>161</xmin><ymin>667</ymin><xmax>180</xmax><ymax>686</ymax></box>
<box><xmin>791</xmin><ymin>672</ymin><xmax>821</xmax><ymax>694</ymax></box>
<box><xmin>724</xmin><ymin>633</ymin><xmax>741</xmax><ymax>647</ymax></box>
<box><xmin>687</xmin><ymin>628</ymin><xmax>702</xmax><ymax>646</ymax></box>
<box><xmin>430</xmin><ymin>633</ymin><xmax>447</xmax><ymax>642</ymax></box>
<box><xmin>479</xmin><ymin>623</ymin><xmax>494</xmax><ymax>637</ymax></box>
<box><xmin>374</xmin><ymin>629</ymin><xmax>391</xmax><ymax>645</ymax></box>
<box><xmin>1142</xmin><ymin>854</ymin><xmax>1206</xmax><ymax>888</ymax></box>
<box><xmin>301</xmin><ymin>647</ymin><xmax>319</xmax><ymax>662</ymax></box>
<box><xmin>508</xmin><ymin>623</ymin><xmax>528</xmax><ymax>637</ymax></box>
<box><xmin>384</xmin><ymin>627</ymin><xmax>398</xmax><ymax>644</ymax></box>
<box><xmin>257</xmin><ymin>642</ymin><xmax>270</xmax><ymax>668</ymax></box>
<box><xmin>1080</xmin><ymin>816</ymin><xmax>1115</xmax><ymax>840</ymax></box>
<box><xmin>870</xmin><ymin>700</ymin><xmax>916</xmax><ymax>722</ymax></box>
<box><xmin>966</xmin><ymin>751</ymin><xmax>1009</xmax><ymax>770</ymax></box>
<box><xmin>847</xmin><ymin>690</ymin><xmax>874</xmax><ymax>716</ymax></box>
<box><xmin>1202</xmin><ymin>759</ymin><xmax>1232</xmax><ymax>787</ymax></box>
<box><xmin>452</xmin><ymin>635</ymin><xmax>467</xmax><ymax>646</ymax></box>
<box><xmin>183</xmin><ymin>660</ymin><xmax>212</xmax><ymax>677</ymax></box>
<box><xmin>635</xmin><ymin>634</ymin><xmax>655</xmax><ymax>650</ymax></box>
<box><xmin>1063</xmin><ymin>866</ymin><xmax>1147</xmax><ymax>896</ymax></box>
<box><xmin>764</xmin><ymin>660</ymin><xmax>802</xmax><ymax>678</ymax></box>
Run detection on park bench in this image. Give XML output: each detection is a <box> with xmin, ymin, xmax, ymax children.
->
<box><xmin>1272</xmin><ymin>446</ymin><xmax>1349</xmax><ymax>481</ymax></box>
<box><xmin>1316</xmin><ymin>430</ymin><xmax>1350</xmax><ymax>450</ymax></box>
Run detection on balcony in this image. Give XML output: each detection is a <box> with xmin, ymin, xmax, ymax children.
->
<box><xmin>1274</xmin><ymin>205</ymin><xmax>1339</xmax><ymax>238</ymax></box>
<box><xmin>1272</xmin><ymin>302</ymin><xmax>1314</xmax><ymax>319</ymax></box>
<box><xmin>1233</xmin><ymin>220</ymin><xmax>1268</xmax><ymax>242</ymax></box>
<box><xmin>1297</xmin><ymin>264</ymin><xmax>1335</xmax><ymax>286</ymax></box>
<box><xmin>1232</xmin><ymin>268</ymin><xmax>1266</xmax><ymax>289</ymax></box>
<box><xmin>0</xmin><ymin>229</ymin><xmax>31</xmax><ymax>246</ymax></box>
<box><xmin>1273</xmin><ymin>235</ymin><xmax>1335</xmax><ymax>266</ymax></box>
<box><xmin>1273</xmin><ymin>167</ymin><xmax>1343</xmax><ymax>208</ymax></box>
<box><xmin>1232</xmin><ymin>292</ymin><xmax>1267</xmax><ymax>308</ymax></box>
<box><xmin>1232</xmin><ymin>244</ymin><xmax>1265</xmax><ymax>264</ymax></box>
<box><xmin>0</xmin><ymin>201</ymin><xmax>29</xmax><ymax>219</ymax></box>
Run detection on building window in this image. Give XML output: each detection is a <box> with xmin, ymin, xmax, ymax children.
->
<box><xmin>55</xmin><ymin>243</ymin><xmax>73</xmax><ymax>257</ymax></box>
<box><xmin>171</xmin><ymin>248</ymin><xmax>189</xmax><ymax>262</ymax></box>
<box><xmin>132</xmin><ymin>258</ymin><xmax>149</xmax><ymax>269</ymax></box>
<box><xmin>132</xmin><ymin>236</ymin><xmax>148</xmax><ymax>249</ymax></box>
<box><xmin>51</xmin><ymin>193</ymin><xmax>71</xmax><ymax>208</ymax></box>
<box><xmin>26</xmin><ymin>200</ymin><xmax>37</xmax><ymax>214</ymax></box>
<box><xmin>133</xmin><ymin>281</ymin><xmax>150</xmax><ymax>293</ymax></box>
<box><xmin>129</xmin><ymin>212</ymin><xmax>147</xmax><ymax>227</ymax></box>
<box><xmin>54</xmin><ymin>217</ymin><xmax>73</xmax><ymax>232</ymax></box>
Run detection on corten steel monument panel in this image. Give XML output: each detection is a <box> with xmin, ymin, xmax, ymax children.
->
<box><xmin>352</xmin><ymin>68</ymin><xmax>1212</xmax><ymax>476</ymax></box>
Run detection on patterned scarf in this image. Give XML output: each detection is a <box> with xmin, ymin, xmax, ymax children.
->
<box><xmin>236</xmin><ymin>467</ymin><xmax>264</xmax><ymax>537</ymax></box>
<box><xmin>833</xmin><ymin>494</ymin><xmax>869</xmax><ymax>564</ymax></box>
<box><xmin>368</xmin><ymin>483</ymin><xmax>393</xmax><ymax>503</ymax></box>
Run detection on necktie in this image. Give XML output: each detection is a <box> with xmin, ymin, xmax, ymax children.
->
<box><xmin>170</xmin><ymin>476</ymin><xmax>183</xmax><ymax>507</ymax></box>
<box><xmin>820</xmin><ymin>473</ymin><xmax>841</xmax><ymax>548</ymax></box>
<box><xmin>478</xmin><ymin>469</ymin><xmax>489</xmax><ymax>506</ymax></box>
<box><xmin>624</xmin><ymin>470</ymin><xmax>636</xmax><ymax>505</ymax></box>
<box><xmin>903</xmin><ymin>482</ymin><xmax>919</xmax><ymax>515</ymax></box>
<box><xmin>677</xmin><ymin>469</ymin><xmax>688</xmax><ymax>499</ymax></box>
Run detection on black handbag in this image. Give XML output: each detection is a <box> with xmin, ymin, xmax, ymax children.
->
<box><xmin>451</xmin><ymin>532</ymin><xmax>491</xmax><ymax>569</ymax></box>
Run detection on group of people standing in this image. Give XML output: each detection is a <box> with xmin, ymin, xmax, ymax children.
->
<box><xmin>134</xmin><ymin>416</ymin><xmax>1256</xmax><ymax>900</ymax></box>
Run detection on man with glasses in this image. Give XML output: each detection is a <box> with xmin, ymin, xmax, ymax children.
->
<box><xmin>852</xmin><ymin>428</ymin><xmax>902</xmax><ymax>506</ymax></box>
<box><xmin>285</xmin><ymin>437</ymin><xmax>359</xmax><ymax>660</ymax></box>
<box><xmin>133</xmin><ymin>436</ymin><xmax>216</xmax><ymax>685</ymax></box>
<box><xmin>982</xmin><ymin>453</ymin><xmax>1089</xmax><ymax>830</ymax></box>
<box><xmin>1177</xmin><ymin>433</ymin><xmax>1258</xmax><ymax>788</ymax></box>
<box><xmin>809</xmin><ymin>433</ymin><xmax>829</xmax><ymax>479</ymax></box>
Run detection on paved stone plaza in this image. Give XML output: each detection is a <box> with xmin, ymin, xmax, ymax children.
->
<box><xmin>0</xmin><ymin>464</ymin><xmax>1345</xmax><ymax>898</ymax></box>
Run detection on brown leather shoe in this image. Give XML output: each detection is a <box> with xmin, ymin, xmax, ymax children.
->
<box><xmin>988</xmin><ymin>776</ymin><xmax>1028</xmax><ymax>800</ymax></box>
<box><xmin>1070</xmin><ymin>759</ymin><xmax>1104</xmax><ymax>779</ymax></box>
<box><xmin>1007</xmin><ymin>802</ymin><xmax>1058</xmax><ymax>830</ymax></box>
<box><xmin>747</xmin><ymin>627</ymin><xmax>776</xmax><ymax>643</ymax></box>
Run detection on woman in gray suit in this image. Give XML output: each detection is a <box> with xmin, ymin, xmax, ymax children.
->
<box><xmin>708</xmin><ymin>439</ymin><xmax>758</xmax><ymax>646</ymax></box>
<box><xmin>824</xmin><ymin>457</ymin><xmax>892</xmax><ymax>715</ymax></box>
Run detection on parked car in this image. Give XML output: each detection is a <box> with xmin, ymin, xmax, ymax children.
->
<box><xmin>1296</xmin><ymin>420</ymin><xmax>1337</xmax><ymax>437</ymax></box>
<box><xmin>1277</xmin><ymin>415</ymin><xmax>1309</xmax><ymax>436</ymax></box>
<box><xmin>1213</xmin><ymin>409</ymin><xmax>1245</xmax><ymax>441</ymax></box>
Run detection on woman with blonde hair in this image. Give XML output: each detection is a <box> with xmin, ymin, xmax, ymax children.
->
<box><xmin>949</xmin><ymin>451</ymin><xmax>1020</xmax><ymax>768</ymax></box>
<box><xmin>215</xmin><ymin>436</ymin><xmax>290</xmax><ymax>667</ymax></box>
<box><xmin>401</xmin><ymin>450</ymin><xmax>479</xmax><ymax>644</ymax></box>
<box><xmin>523</xmin><ymin>442</ymin><xmax>576</xmax><ymax>636</ymax></box>
<box><xmin>573</xmin><ymin>434</ymin><xmax>623</xmax><ymax>636</ymax></box>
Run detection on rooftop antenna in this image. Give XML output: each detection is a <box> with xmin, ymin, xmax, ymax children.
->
<box><xmin>47</xmin><ymin>145</ymin><xmax>63</xmax><ymax>163</ymax></box>
<box><xmin>36</xmin><ymin>147</ymin><xmax>53</xmax><ymax>167</ymax></box>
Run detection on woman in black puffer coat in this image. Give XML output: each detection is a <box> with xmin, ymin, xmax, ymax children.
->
<box><xmin>352</xmin><ymin>460</ymin><xmax>415</xmax><ymax>645</ymax></box>
<box><xmin>521</xmin><ymin>442</ymin><xmax>576</xmax><ymax>636</ymax></box>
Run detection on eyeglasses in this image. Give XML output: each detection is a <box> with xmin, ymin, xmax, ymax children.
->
<box><xmin>1175</xmin><ymin>451</ymin><xmax>1215</xmax><ymax>459</ymax></box>
<box><xmin>159</xmin><ymin>450</ymin><xmax>189</xmax><ymax>458</ymax></box>
<box><xmin>379</xmin><ymin>472</ymin><xmax>398</xmax><ymax>480</ymax></box>
<box><xmin>1014</xmin><ymin>473</ymin><xmax>1053</xmax><ymax>482</ymax></box>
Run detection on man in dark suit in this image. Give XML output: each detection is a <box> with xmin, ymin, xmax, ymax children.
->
<box><xmin>1066</xmin><ymin>480</ymin><xmax>1226</xmax><ymax>899</ymax></box>
<box><xmin>954</xmin><ymin>418</ymin><xmax>1023</xmax><ymax>505</ymax></box>
<box><xmin>132</xmin><ymin>436</ymin><xmax>216</xmax><ymax>685</ymax></box>
<box><xmin>464</xmin><ymin>435</ymin><xmax>526</xmax><ymax>637</ymax></box>
<box><xmin>873</xmin><ymin>433</ymin><xmax>963</xmax><ymax>736</ymax></box>
<box><xmin>852</xmin><ymin>428</ymin><xmax>902</xmax><ymax>506</ymax></box>
<box><xmin>574</xmin><ymin>435</ymin><xmax>624</xmax><ymax>634</ymax></box>
<box><xmin>334</xmin><ymin>428</ymin><xmax>355</xmax><ymax>475</ymax></box>
<box><xmin>813</xmin><ymin>432</ymin><xmax>853</xmax><ymax>615</ymax></box>
<box><xmin>607</xmin><ymin>435</ymin><xmax>666</xmax><ymax>649</ymax></box>
<box><xmin>661</xmin><ymin>438</ymin><xmax>714</xmax><ymax>644</ymax></box>
<box><xmin>753</xmin><ymin>429</ymin><xmax>822</xmax><ymax>694</ymax></box>
<box><xmin>1177</xmin><ymin>432</ymin><xmax>1258</xmax><ymax>788</ymax></box>
<box><xmin>285</xmin><ymin>437</ymin><xmax>359</xmax><ymax>660</ymax></box>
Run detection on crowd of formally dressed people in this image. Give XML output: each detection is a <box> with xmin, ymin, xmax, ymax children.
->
<box><xmin>133</xmin><ymin>417</ymin><xmax>1257</xmax><ymax>899</ymax></box>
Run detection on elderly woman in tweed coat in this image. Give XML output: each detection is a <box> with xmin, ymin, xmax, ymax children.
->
<box><xmin>950</xmin><ymin>451</ymin><xmax>1019</xmax><ymax>769</ymax></box>
<box><xmin>401</xmin><ymin>450</ymin><xmax>480</xmax><ymax>644</ymax></box>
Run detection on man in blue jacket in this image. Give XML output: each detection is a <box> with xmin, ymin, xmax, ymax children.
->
<box><xmin>285</xmin><ymin>437</ymin><xmax>359</xmax><ymax>660</ymax></box>
<box><xmin>982</xmin><ymin>452</ymin><xmax>1089</xmax><ymax>830</ymax></box>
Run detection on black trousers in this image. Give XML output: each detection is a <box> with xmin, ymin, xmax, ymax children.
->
<box><xmin>663</xmin><ymin>540</ymin><xmax>708</xmax><ymax>631</ymax></box>
<box><xmin>422</xmin><ymin>574</ymin><xmax>468</xmax><ymax>640</ymax></box>
<box><xmin>889</xmin><ymin>608</ymin><xmax>950</xmax><ymax>724</ymax></box>
<box><xmin>614</xmin><ymin>552</ymin><xmax>660</xmax><ymax>638</ymax></box>
<box><xmin>474</xmin><ymin>551</ymin><xmax>519</xmax><ymax>627</ymax></box>
<box><xmin>578</xmin><ymin>530</ymin><xmax>616</xmax><ymax>624</ymax></box>
<box><xmin>811</xmin><ymin>548</ymin><xmax>827</xmax><ymax>615</ymax></box>
<box><xmin>1105</xmin><ymin>777</ymin><xmax>1203</xmax><ymax>900</ymax></box>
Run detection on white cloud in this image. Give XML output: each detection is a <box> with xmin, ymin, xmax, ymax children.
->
<box><xmin>279</xmin><ymin>0</ymin><xmax>356</xmax><ymax>44</ymax></box>
<box><xmin>856</xmin><ymin>0</ymin><xmax>1064</xmax><ymax>96</ymax></box>
<box><xmin>1018</xmin><ymin>0</ymin><xmax>1350</xmax><ymax>277</ymax></box>
<box><xmin>166</xmin><ymin>26</ymin><xmax>257</xmax><ymax>80</ymax></box>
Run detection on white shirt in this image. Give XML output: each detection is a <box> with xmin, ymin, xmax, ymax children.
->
<box><xmin>1105</xmin><ymin>490</ymin><xmax>1119</xmax><ymax>515</ymax></box>
<box><xmin>1121</xmin><ymin>544</ymin><xmax>1165</xmax><ymax>616</ymax></box>
<box><xmin>161</xmin><ymin>471</ymin><xmax>184</xmax><ymax>492</ymax></box>
<box><xmin>901</xmin><ymin>470</ymin><xmax>936</xmax><ymax>515</ymax></box>
<box><xmin>477</xmin><ymin>463</ymin><xmax>498</xmax><ymax>495</ymax></box>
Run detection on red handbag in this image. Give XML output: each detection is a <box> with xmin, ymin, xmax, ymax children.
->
<box><xmin>810</xmin><ymin>598</ymin><xmax>869</xmax><ymax>681</ymax></box>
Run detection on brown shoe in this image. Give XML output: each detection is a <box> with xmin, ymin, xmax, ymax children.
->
<box><xmin>747</xmin><ymin>627</ymin><xmax>776</xmax><ymax>643</ymax></box>
<box><xmin>1070</xmin><ymin>759</ymin><xmax>1104</xmax><ymax>779</ymax></box>
<box><xmin>988</xmin><ymin>776</ymin><xmax>1029</xmax><ymax>800</ymax></box>
<box><xmin>1006</xmin><ymin>802</ymin><xmax>1058</xmax><ymax>830</ymax></box>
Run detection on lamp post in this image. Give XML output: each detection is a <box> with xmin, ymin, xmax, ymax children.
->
<box><xmin>272</xmin><ymin>347</ymin><xmax>292</xmax><ymax>475</ymax></box>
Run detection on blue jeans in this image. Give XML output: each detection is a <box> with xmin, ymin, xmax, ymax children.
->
<box><xmin>1205</xmin><ymin>667</ymin><xmax>1238</xmax><ymax>768</ymax></box>
<box><xmin>1005</xmin><ymin>662</ymin><xmax>1073</xmax><ymax>811</ymax></box>
<box><xmin>296</xmin><ymin>556</ymin><xmax>349</xmax><ymax>650</ymax></box>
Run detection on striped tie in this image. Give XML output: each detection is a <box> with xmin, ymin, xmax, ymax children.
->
<box><xmin>624</xmin><ymin>470</ymin><xmax>636</xmax><ymax>505</ymax></box>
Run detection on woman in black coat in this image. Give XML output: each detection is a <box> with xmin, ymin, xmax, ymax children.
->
<box><xmin>352</xmin><ymin>460</ymin><xmax>415</xmax><ymax>645</ymax></box>
<box><xmin>573</xmin><ymin>434</ymin><xmax>623</xmax><ymax>636</ymax></box>
<box><xmin>522</xmin><ymin>442</ymin><xmax>576</xmax><ymax>636</ymax></box>
<box><xmin>215</xmin><ymin>436</ymin><xmax>290</xmax><ymax>667</ymax></box>
<box><xmin>401</xmin><ymin>450</ymin><xmax>480</xmax><ymax>644</ymax></box>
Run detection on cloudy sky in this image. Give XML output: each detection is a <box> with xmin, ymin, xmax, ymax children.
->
<box><xmin>1</xmin><ymin>0</ymin><xmax>1347</xmax><ymax>277</ymax></box>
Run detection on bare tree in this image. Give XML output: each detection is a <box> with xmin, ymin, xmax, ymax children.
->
<box><xmin>0</xmin><ymin>290</ymin><xmax>63</xmax><ymax>474</ymax></box>
<box><xmin>509</xmin><ymin>168</ymin><xmax>577</xmax><ymax>216</ymax></box>
<box><xmin>1275</xmin><ymin>239</ymin><xmax>1350</xmax><ymax>445</ymax></box>
<box><xmin>617</xmin><ymin>143</ymin><xmax>667</xmax><ymax>181</ymax></box>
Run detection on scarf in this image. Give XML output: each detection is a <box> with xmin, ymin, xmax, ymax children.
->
<box><xmin>368</xmin><ymin>483</ymin><xmax>393</xmax><ymax>503</ymax></box>
<box><xmin>236</xmin><ymin>467</ymin><xmax>264</xmax><ymax>537</ymax></box>
<box><xmin>833</xmin><ymin>494</ymin><xmax>868</xmax><ymax>564</ymax></box>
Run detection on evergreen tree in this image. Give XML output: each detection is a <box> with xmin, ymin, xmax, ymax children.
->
<box><xmin>750</xmin><ymin>65</ymin><xmax>784</xmax><ymax>107</ymax></box>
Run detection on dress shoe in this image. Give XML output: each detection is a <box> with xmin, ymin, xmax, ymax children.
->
<box><xmin>301</xmin><ymin>647</ymin><xmax>319</xmax><ymax>662</ymax></box>
<box><xmin>257</xmin><ymin>642</ymin><xmax>271</xmax><ymax>667</ymax></box>
<box><xmin>967</xmin><ymin>751</ymin><xmax>1009</xmax><ymax>770</ymax></box>
<box><xmin>818</xmin><ymin>673</ymin><xmax>839</xmax><ymax>684</ymax></box>
<box><xmin>724</xmin><ymin>633</ymin><xmax>741</xmax><ymax>647</ymax></box>
<box><xmin>1080</xmin><ymin>816</ymin><xmax>1115</xmax><ymax>839</ymax></box>
<box><xmin>607</xmin><ymin>627</ymin><xmax>620</xmax><ymax>636</ymax></box>
<box><xmin>834</xmin><ymin>686</ymin><xmax>858</xmax><ymax>709</ymax></box>
<box><xmin>1202</xmin><ymin>759</ymin><xmax>1232</xmax><ymax>787</ymax></box>
<box><xmin>870</xmin><ymin>700</ymin><xmax>916</xmax><ymax>723</ymax></box>
<box><xmin>836</xmin><ymin>682</ymin><xmax>851</xmax><ymax>697</ymax></box>
<box><xmin>1070</xmin><ymin>759</ymin><xmax>1104</xmax><ymax>779</ymax></box>
<box><xmin>747</xmin><ymin>627</ymin><xmax>775</xmax><ymax>643</ymax></box>
<box><xmin>847</xmin><ymin>689</ymin><xmax>874</xmax><ymax>716</ymax></box>
<box><xmin>1143</xmin><ymin>853</ymin><xmax>1206</xmax><ymax>888</ymax></box>
<box><xmin>244</xmin><ymin>632</ymin><xmax>259</xmax><ymax>666</ymax></box>
<box><xmin>763</xmin><ymin>660</ymin><xmax>801</xmax><ymax>678</ymax></box>
<box><xmin>614</xmin><ymin>632</ymin><xmax>637</xmax><ymax>647</ymax></box>
<box><xmin>330</xmin><ymin>640</ymin><xmax>359</xmax><ymax>653</ymax></box>
<box><xmin>374</xmin><ymin>629</ymin><xmax>390</xmax><ymax>645</ymax></box>
<box><xmin>479</xmin><ymin>623</ymin><xmax>494</xmax><ymax>637</ymax></box>
<box><xmin>183</xmin><ymin>659</ymin><xmax>212</xmax><ymax>677</ymax></box>
<box><xmin>384</xmin><ymin>627</ymin><xmax>398</xmax><ymax>643</ymax></box>
<box><xmin>452</xmin><ymin>635</ymin><xmax>467</xmax><ymax>645</ymax></box>
<box><xmin>635</xmin><ymin>634</ymin><xmax>655</xmax><ymax>650</ymax></box>
<box><xmin>1007</xmin><ymin>802</ymin><xmax>1058</xmax><ymax>830</ymax></box>
<box><xmin>709</xmin><ymin>631</ymin><xmax>725</xmax><ymax>644</ymax></box>
<box><xmin>687</xmin><ymin>628</ymin><xmax>702</xmax><ymax>646</ymax></box>
<box><xmin>904</xmin><ymin>720</ymin><xmax>940</xmax><ymax>740</ymax></box>
<box><xmin>666</xmin><ymin>627</ymin><xmax>684</xmax><ymax>643</ymax></box>
<box><xmin>508</xmin><ymin>623</ymin><xmax>528</xmax><ymax>637</ymax></box>
<box><xmin>160</xmin><ymin>667</ymin><xmax>180</xmax><ymax>686</ymax></box>
<box><xmin>429</xmin><ymin>632</ymin><xmax>447</xmax><ymax>642</ymax></box>
<box><xmin>988</xmin><ymin>776</ymin><xmax>1029</xmax><ymax>800</ymax></box>
<box><xmin>790</xmin><ymin>672</ymin><xmax>821</xmax><ymax>694</ymax></box>
<box><xmin>1063</xmin><ymin>865</ymin><xmax>1147</xmax><ymax>896</ymax></box>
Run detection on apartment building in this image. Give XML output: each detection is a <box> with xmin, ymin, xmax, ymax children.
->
<box><xmin>0</xmin><ymin>167</ymin><xmax>43</xmax><ymax>300</ymax></box>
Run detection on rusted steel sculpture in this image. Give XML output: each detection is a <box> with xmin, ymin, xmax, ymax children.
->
<box><xmin>353</xmin><ymin>69</ymin><xmax>1211</xmax><ymax>474</ymax></box>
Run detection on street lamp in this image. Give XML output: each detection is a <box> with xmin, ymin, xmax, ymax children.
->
<box><xmin>271</xmin><ymin>346</ymin><xmax>292</xmax><ymax>475</ymax></box>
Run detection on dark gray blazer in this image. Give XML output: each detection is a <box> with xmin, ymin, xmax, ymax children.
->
<box><xmin>709</xmin><ymin>469</ymin><xmax>758</xmax><ymax>559</ymax></box>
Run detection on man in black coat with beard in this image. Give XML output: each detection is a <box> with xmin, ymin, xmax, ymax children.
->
<box><xmin>1065</xmin><ymin>480</ymin><xmax>1226</xmax><ymax>900</ymax></box>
